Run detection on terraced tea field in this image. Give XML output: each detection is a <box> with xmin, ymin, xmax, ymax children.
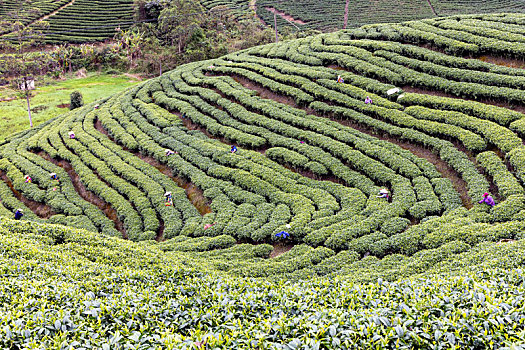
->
<box><xmin>43</xmin><ymin>0</ymin><xmax>135</xmax><ymax>43</ymax></box>
<box><xmin>0</xmin><ymin>0</ymin><xmax>134</xmax><ymax>43</ymax></box>
<box><xmin>2</xmin><ymin>13</ymin><xmax>525</xmax><ymax>347</ymax></box>
<box><xmin>3</xmin><ymin>0</ymin><xmax>524</xmax><ymax>42</ymax></box>
<box><xmin>0</xmin><ymin>0</ymin><xmax>71</xmax><ymax>26</ymax></box>
<box><xmin>207</xmin><ymin>0</ymin><xmax>525</xmax><ymax>31</ymax></box>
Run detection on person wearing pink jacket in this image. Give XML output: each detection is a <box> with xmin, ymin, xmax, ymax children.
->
<box><xmin>479</xmin><ymin>192</ymin><xmax>495</xmax><ymax>207</ymax></box>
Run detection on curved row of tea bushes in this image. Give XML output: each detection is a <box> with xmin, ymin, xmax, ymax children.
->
<box><xmin>43</xmin><ymin>0</ymin><xmax>134</xmax><ymax>43</ymax></box>
<box><xmin>3</xmin><ymin>216</ymin><xmax>525</xmax><ymax>347</ymax></box>
<box><xmin>326</xmin><ymin>35</ymin><xmax>525</xmax><ymax>77</ymax></box>
<box><xmin>350</xmin><ymin>14</ymin><xmax>525</xmax><ymax>58</ymax></box>
<box><xmin>309</xmin><ymin>35</ymin><xmax>525</xmax><ymax>104</ymax></box>
<box><xmin>107</xmin><ymin>86</ymin><xmax>377</xmax><ymax>243</ymax></box>
<box><xmin>1</xmin><ymin>15</ymin><xmax>524</xmax><ymax>263</ymax></box>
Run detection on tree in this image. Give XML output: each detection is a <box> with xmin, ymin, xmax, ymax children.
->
<box><xmin>157</xmin><ymin>0</ymin><xmax>204</xmax><ymax>53</ymax></box>
<box><xmin>0</xmin><ymin>0</ymin><xmax>48</xmax><ymax>128</ymax></box>
<box><xmin>114</xmin><ymin>28</ymin><xmax>145</xmax><ymax>69</ymax></box>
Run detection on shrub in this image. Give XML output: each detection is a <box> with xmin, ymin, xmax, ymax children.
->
<box><xmin>70</xmin><ymin>91</ymin><xmax>84</xmax><ymax>110</ymax></box>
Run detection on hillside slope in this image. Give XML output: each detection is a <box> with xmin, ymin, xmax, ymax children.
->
<box><xmin>219</xmin><ymin>0</ymin><xmax>525</xmax><ymax>31</ymax></box>
<box><xmin>0</xmin><ymin>0</ymin><xmax>134</xmax><ymax>43</ymax></box>
<box><xmin>1</xmin><ymin>13</ymin><xmax>525</xmax><ymax>265</ymax></box>
<box><xmin>2</xmin><ymin>12</ymin><xmax>525</xmax><ymax>347</ymax></box>
<box><xmin>2</xmin><ymin>0</ymin><xmax>524</xmax><ymax>42</ymax></box>
<box><xmin>1</xmin><ymin>203</ymin><xmax>525</xmax><ymax>347</ymax></box>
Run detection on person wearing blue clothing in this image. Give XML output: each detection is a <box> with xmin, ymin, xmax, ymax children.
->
<box><xmin>164</xmin><ymin>192</ymin><xmax>173</xmax><ymax>206</ymax></box>
<box><xmin>230</xmin><ymin>145</ymin><xmax>237</xmax><ymax>153</ymax></box>
<box><xmin>14</xmin><ymin>209</ymin><xmax>23</xmax><ymax>220</ymax></box>
<box><xmin>276</xmin><ymin>231</ymin><xmax>290</xmax><ymax>239</ymax></box>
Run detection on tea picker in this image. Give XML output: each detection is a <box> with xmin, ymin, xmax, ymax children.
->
<box><xmin>377</xmin><ymin>188</ymin><xmax>389</xmax><ymax>199</ymax></box>
<box><xmin>68</xmin><ymin>131</ymin><xmax>75</xmax><ymax>139</ymax></box>
<box><xmin>230</xmin><ymin>145</ymin><xmax>237</xmax><ymax>153</ymax></box>
<box><xmin>165</xmin><ymin>149</ymin><xmax>175</xmax><ymax>156</ymax></box>
<box><xmin>50</xmin><ymin>173</ymin><xmax>59</xmax><ymax>182</ymax></box>
<box><xmin>275</xmin><ymin>224</ymin><xmax>291</xmax><ymax>239</ymax></box>
<box><xmin>365</xmin><ymin>96</ymin><xmax>373</xmax><ymax>104</ymax></box>
<box><xmin>479</xmin><ymin>192</ymin><xmax>495</xmax><ymax>207</ymax></box>
<box><xmin>14</xmin><ymin>209</ymin><xmax>23</xmax><ymax>220</ymax></box>
<box><xmin>337</xmin><ymin>75</ymin><xmax>344</xmax><ymax>83</ymax></box>
<box><xmin>24</xmin><ymin>175</ymin><xmax>32</xmax><ymax>183</ymax></box>
<box><xmin>164</xmin><ymin>191</ymin><xmax>173</xmax><ymax>206</ymax></box>
<box><xmin>275</xmin><ymin>231</ymin><xmax>290</xmax><ymax>239</ymax></box>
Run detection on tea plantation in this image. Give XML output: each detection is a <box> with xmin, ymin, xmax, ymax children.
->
<box><xmin>2</xmin><ymin>13</ymin><xmax>525</xmax><ymax>348</ymax></box>
<box><xmin>3</xmin><ymin>0</ymin><xmax>525</xmax><ymax>42</ymax></box>
<box><xmin>208</xmin><ymin>0</ymin><xmax>525</xmax><ymax>31</ymax></box>
<box><xmin>0</xmin><ymin>0</ymin><xmax>135</xmax><ymax>43</ymax></box>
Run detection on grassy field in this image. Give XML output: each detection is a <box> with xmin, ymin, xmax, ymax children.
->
<box><xmin>0</xmin><ymin>73</ymin><xmax>141</xmax><ymax>142</ymax></box>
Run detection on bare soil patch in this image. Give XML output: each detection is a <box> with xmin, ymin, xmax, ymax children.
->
<box><xmin>327</xmin><ymin>65</ymin><xmax>346</xmax><ymax>71</ymax></box>
<box><xmin>57</xmin><ymin>103</ymin><xmax>70</xmax><ymax>109</ymax></box>
<box><xmin>270</xmin><ymin>241</ymin><xmax>294</xmax><ymax>258</ymax></box>
<box><xmin>477</xmin><ymin>55</ymin><xmax>525</xmax><ymax>69</ymax></box>
<box><xmin>0</xmin><ymin>171</ymin><xmax>56</xmax><ymax>218</ymax></box>
<box><xmin>237</xmin><ymin>238</ymin><xmax>296</xmax><ymax>258</ymax></box>
<box><xmin>35</xmin><ymin>151</ymin><xmax>128</xmax><ymax>238</ymax></box>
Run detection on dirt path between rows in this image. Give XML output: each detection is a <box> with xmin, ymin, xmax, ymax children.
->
<box><xmin>35</xmin><ymin>150</ymin><xmax>127</xmax><ymax>238</ymax></box>
<box><xmin>40</xmin><ymin>0</ymin><xmax>75</xmax><ymax>21</ymax></box>
<box><xmin>0</xmin><ymin>171</ymin><xmax>56</xmax><ymax>218</ymax></box>
<box><xmin>426</xmin><ymin>0</ymin><xmax>438</xmax><ymax>16</ymax></box>
<box><xmin>265</xmin><ymin>7</ymin><xmax>306</xmax><ymax>25</ymax></box>
<box><xmin>270</xmin><ymin>242</ymin><xmax>294</xmax><ymax>258</ymax></box>
<box><xmin>477</xmin><ymin>55</ymin><xmax>525</xmax><ymax>70</ymax></box>
<box><xmin>249</xmin><ymin>0</ymin><xmax>266</xmax><ymax>25</ymax></box>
